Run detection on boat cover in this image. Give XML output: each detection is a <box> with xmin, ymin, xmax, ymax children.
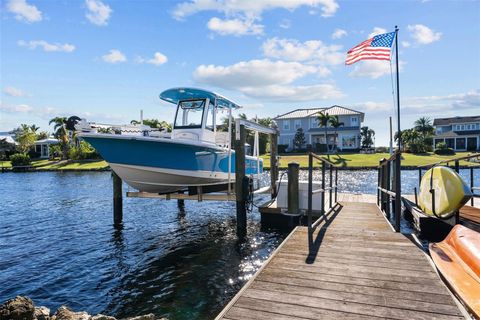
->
<box><xmin>160</xmin><ymin>87</ymin><xmax>241</xmax><ymax>109</ymax></box>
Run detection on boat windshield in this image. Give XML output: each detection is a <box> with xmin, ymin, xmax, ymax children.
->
<box><xmin>174</xmin><ymin>100</ymin><xmax>205</xmax><ymax>129</ymax></box>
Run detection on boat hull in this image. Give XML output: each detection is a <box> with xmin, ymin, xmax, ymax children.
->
<box><xmin>81</xmin><ymin>134</ymin><xmax>263</xmax><ymax>193</ymax></box>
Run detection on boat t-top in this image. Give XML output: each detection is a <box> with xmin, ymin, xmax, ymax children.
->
<box><xmin>77</xmin><ymin>88</ymin><xmax>263</xmax><ymax>194</ymax></box>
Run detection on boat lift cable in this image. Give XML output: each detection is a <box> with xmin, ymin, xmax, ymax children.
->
<box><xmin>246</xmin><ymin>171</ymin><xmax>288</xmax><ymax>211</ymax></box>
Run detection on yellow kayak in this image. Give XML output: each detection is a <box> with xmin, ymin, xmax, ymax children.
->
<box><xmin>418</xmin><ymin>166</ymin><xmax>472</xmax><ymax>219</ymax></box>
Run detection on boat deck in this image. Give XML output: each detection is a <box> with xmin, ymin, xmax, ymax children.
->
<box><xmin>216</xmin><ymin>202</ymin><xmax>466</xmax><ymax>319</ymax></box>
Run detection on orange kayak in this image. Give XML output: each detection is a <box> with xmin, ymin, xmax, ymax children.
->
<box><xmin>429</xmin><ymin>225</ymin><xmax>480</xmax><ymax>318</ymax></box>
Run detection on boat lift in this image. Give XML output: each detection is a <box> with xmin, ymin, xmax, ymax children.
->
<box><xmin>116</xmin><ymin>118</ymin><xmax>279</xmax><ymax>237</ymax></box>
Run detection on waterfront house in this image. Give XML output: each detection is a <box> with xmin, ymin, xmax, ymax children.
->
<box><xmin>33</xmin><ymin>138</ymin><xmax>58</xmax><ymax>159</ymax></box>
<box><xmin>274</xmin><ymin>105</ymin><xmax>364</xmax><ymax>151</ymax></box>
<box><xmin>433</xmin><ymin>116</ymin><xmax>480</xmax><ymax>151</ymax></box>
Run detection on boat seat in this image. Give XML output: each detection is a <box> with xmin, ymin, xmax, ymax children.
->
<box><xmin>429</xmin><ymin>225</ymin><xmax>480</xmax><ymax>317</ymax></box>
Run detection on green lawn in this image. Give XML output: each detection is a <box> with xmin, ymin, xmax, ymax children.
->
<box><xmin>1</xmin><ymin>159</ymin><xmax>109</xmax><ymax>171</ymax></box>
<box><xmin>261</xmin><ymin>152</ymin><xmax>479</xmax><ymax>169</ymax></box>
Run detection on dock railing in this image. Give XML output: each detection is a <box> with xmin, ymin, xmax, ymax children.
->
<box><xmin>415</xmin><ymin>153</ymin><xmax>480</xmax><ymax>211</ymax></box>
<box><xmin>377</xmin><ymin>149</ymin><xmax>401</xmax><ymax>232</ymax></box>
<box><xmin>307</xmin><ymin>152</ymin><xmax>339</xmax><ymax>254</ymax></box>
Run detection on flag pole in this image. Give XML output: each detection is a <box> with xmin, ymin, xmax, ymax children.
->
<box><xmin>395</xmin><ymin>25</ymin><xmax>401</xmax><ymax>150</ymax></box>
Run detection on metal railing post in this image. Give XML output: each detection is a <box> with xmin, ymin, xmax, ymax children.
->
<box><xmin>386</xmin><ymin>160</ymin><xmax>391</xmax><ymax>218</ymax></box>
<box><xmin>321</xmin><ymin>161</ymin><xmax>326</xmax><ymax>214</ymax></box>
<box><xmin>471</xmin><ymin>167</ymin><xmax>475</xmax><ymax>206</ymax></box>
<box><xmin>335</xmin><ymin>167</ymin><xmax>338</xmax><ymax>203</ymax></box>
<box><xmin>307</xmin><ymin>153</ymin><xmax>313</xmax><ymax>252</ymax></box>
<box><xmin>329</xmin><ymin>164</ymin><xmax>333</xmax><ymax>209</ymax></box>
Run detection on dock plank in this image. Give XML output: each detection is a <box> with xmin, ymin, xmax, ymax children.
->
<box><xmin>216</xmin><ymin>202</ymin><xmax>465</xmax><ymax>319</ymax></box>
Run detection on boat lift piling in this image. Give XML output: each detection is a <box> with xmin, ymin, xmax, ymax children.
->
<box><xmin>113</xmin><ymin>171</ymin><xmax>123</xmax><ymax>226</ymax></box>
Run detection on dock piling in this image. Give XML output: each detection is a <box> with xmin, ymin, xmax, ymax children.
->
<box><xmin>235</xmin><ymin>124</ymin><xmax>247</xmax><ymax>237</ymax></box>
<box><xmin>112</xmin><ymin>171</ymin><xmax>123</xmax><ymax>226</ymax></box>
<box><xmin>269</xmin><ymin>126</ymin><xmax>278</xmax><ymax>199</ymax></box>
<box><xmin>287</xmin><ymin>162</ymin><xmax>299</xmax><ymax>214</ymax></box>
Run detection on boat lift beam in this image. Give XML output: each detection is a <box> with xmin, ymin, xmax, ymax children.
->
<box><xmin>235</xmin><ymin>118</ymin><xmax>277</xmax><ymax>140</ymax></box>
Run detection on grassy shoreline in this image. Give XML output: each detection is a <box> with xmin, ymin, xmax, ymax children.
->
<box><xmin>1</xmin><ymin>152</ymin><xmax>478</xmax><ymax>172</ymax></box>
<box><xmin>261</xmin><ymin>151</ymin><xmax>479</xmax><ymax>170</ymax></box>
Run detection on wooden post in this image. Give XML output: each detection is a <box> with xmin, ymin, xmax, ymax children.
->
<box><xmin>235</xmin><ymin>124</ymin><xmax>247</xmax><ymax>237</ymax></box>
<box><xmin>287</xmin><ymin>162</ymin><xmax>299</xmax><ymax>214</ymax></box>
<box><xmin>394</xmin><ymin>153</ymin><xmax>401</xmax><ymax>232</ymax></box>
<box><xmin>270</xmin><ymin>127</ymin><xmax>278</xmax><ymax>199</ymax></box>
<box><xmin>329</xmin><ymin>165</ymin><xmax>333</xmax><ymax>209</ymax></box>
<box><xmin>113</xmin><ymin>171</ymin><xmax>123</xmax><ymax>225</ymax></box>
<box><xmin>455</xmin><ymin>160</ymin><xmax>460</xmax><ymax>173</ymax></box>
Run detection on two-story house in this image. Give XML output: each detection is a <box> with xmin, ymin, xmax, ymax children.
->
<box><xmin>433</xmin><ymin>116</ymin><xmax>480</xmax><ymax>151</ymax></box>
<box><xmin>274</xmin><ymin>105</ymin><xmax>364</xmax><ymax>151</ymax></box>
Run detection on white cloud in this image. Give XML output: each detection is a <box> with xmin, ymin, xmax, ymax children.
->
<box><xmin>279</xmin><ymin>19</ymin><xmax>291</xmax><ymax>29</ymax></box>
<box><xmin>85</xmin><ymin>0</ymin><xmax>112</xmax><ymax>26</ymax></box>
<box><xmin>194</xmin><ymin>59</ymin><xmax>317</xmax><ymax>88</ymax></box>
<box><xmin>17</xmin><ymin>40</ymin><xmax>75</xmax><ymax>52</ymax></box>
<box><xmin>349</xmin><ymin>60</ymin><xmax>404</xmax><ymax>79</ymax></box>
<box><xmin>401</xmin><ymin>41</ymin><xmax>411</xmax><ymax>48</ymax></box>
<box><xmin>354</xmin><ymin>101</ymin><xmax>391</xmax><ymax>112</ymax></box>
<box><xmin>407</xmin><ymin>24</ymin><xmax>441</xmax><ymax>45</ymax></box>
<box><xmin>102</xmin><ymin>49</ymin><xmax>126</xmax><ymax>63</ymax></box>
<box><xmin>193</xmin><ymin>59</ymin><xmax>342</xmax><ymax>101</ymax></box>
<box><xmin>0</xmin><ymin>103</ymin><xmax>33</xmax><ymax>113</ymax></box>
<box><xmin>207</xmin><ymin>17</ymin><xmax>263</xmax><ymax>36</ymax></box>
<box><xmin>240</xmin><ymin>84</ymin><xmax>343</xmax><ymax>101</ymax></box>
<box><xmin>6</xmin><ymin>0</ymin><xmax>42</xmax><ymax>23</ymax></box>
<box><xmin>368</xmin><ymin>27</ymin><xmax>387</xmax><ymax>38</ymax></box>
<box><xmin>3</xmin><ymin>86</ymin><xmax>28</xmax><ymax>97</ymax></box>
<box><xmin>173</xmin><ymin>0</ymin><xmax>339</xmax><ymax>19</ymax></box>
<box><xmin>262</xmin><ymin>38</ymin><xmax>344</xmax><ymax>66</ymax></box>
<box><xmin>331</xmin><ymin>28</ymin><xmax>347</xmax><ymax>39</ymax></box>
<box><xmin>404</xmin><ymin>90</ymin><xmax>480</xmax><ymax>111</ymax></box>
<box><xmin>137</xmin><ymin>52</ymin><xmax>168</xmax><ymax>66</ymax></box>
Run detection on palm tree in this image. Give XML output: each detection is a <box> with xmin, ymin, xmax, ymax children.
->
<box><xmin>316</xmin><ymin>112</ymin><xmax>331</xmax><ymax>153</ymax></box>
<box><xmin>360</xmin><ymin>126</ymin><xmax>375</xmax><ymax>149</ymax></box>
<box><xmin>414</xmin><ymin>117</ymin><xmax>434</xmax><ymax>138</ymax></box>
<box><xmin>329</xmin><ymin>115</ymin><xmax>344</xmax><ymax>152</ymax></box>
<box><xmin>49</xmin><ymin>117</ymin><xmax>69</xmax><ymax>159</ymax></box>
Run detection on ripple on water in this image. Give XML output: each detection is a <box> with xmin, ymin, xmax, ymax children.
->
<box><xmin>0</xmin><ymin>172</ymin><xmax>286</xmax><ymax>319</ymax></box>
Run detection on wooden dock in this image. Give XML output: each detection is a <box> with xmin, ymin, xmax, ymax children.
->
<box><xmin>216</xmin><ymin>202</ymin><xmax>467</xmax><ymax>320</ymax></box>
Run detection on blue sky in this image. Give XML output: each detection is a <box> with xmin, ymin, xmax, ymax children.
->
<box><xmin>1</xmin><ymin>0</ymin><xmax>479</xmax><ymax>146</ymax></box>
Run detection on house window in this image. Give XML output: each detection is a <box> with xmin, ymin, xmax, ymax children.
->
<box><xmin>342</xmin><ymin>135</ymin><xmax>356</xmax><ymax>148</ymax></box>
<box><xmin>283</xmin><ymin>120</ymin><xmax>290</xmax><ymax>131</ymax></box>
<box><xmin>351</xmin><ymin>117</ymin><xmax>358</xmax><ymax>126</ymax></box>
<box><xmin>294</xmin><ymin>119</ymin><xmax>301</xmax><ymax>129</ymax></box>
<box><xmin>311</xmin><ymin>118</ymin><xmax>317</xmax><ymax>128</ymax></box>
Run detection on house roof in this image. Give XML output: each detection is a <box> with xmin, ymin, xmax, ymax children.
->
<box><xmin>274</xmin><ymin>105</ymin><xmax>364</xmax><ymax>121</ymax></box>
<box><xmin>0</xmin><ymin>135</ymin><xmax>17</xmax><ymax>145</ymax></box>
<box><xmin>433</xmin><ymin>115</ymin><xmax>480</xmax><ymax>126</ymax></box>
<box><xmin>34</xmin><ymin>138</ymin><xmax>59</xmax><ymax>145</ymax></box>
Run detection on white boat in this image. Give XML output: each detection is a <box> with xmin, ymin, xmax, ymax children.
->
<box><xmin>77</xmin><ymin>88</ymin><xmax>263</xmax><ymax>193</ymax></box>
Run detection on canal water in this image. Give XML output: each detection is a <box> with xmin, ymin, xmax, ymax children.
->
<box><xmin>0</xmin><ymin>169</ymin><xmax>478</xmax><ymax>319</ymax></box>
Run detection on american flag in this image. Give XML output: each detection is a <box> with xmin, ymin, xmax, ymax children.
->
<box><xmin>346</xmin><ymin>32</ymin><xmax>396</xmax><ymax>65</ymax></box>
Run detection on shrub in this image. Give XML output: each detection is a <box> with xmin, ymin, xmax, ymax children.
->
<box><xmin>278</xmin><ymin>144</ymin><xmax>289</xmax><ymax>153</ymax></box>
<box><xmin>375</xmin><ymin>146</ymin><xmax>389</xmax><ymax>153</ymax></box>
<box><xmin>314</xmin><ymin>143</ymin><xmax>327</xmax><ymax>153</ymax></box>
<box><xmin>10</xmin><ymin>153</ymin><xmax>31</xmax><ymax>167</ymax></box>
<box><xmin>434</xmin><ymin>142</ymin><xmax>455</xmax><ymax>155</ymax></box>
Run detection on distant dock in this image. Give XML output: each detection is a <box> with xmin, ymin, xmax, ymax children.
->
<box><xmin>216</xmin><ymin>201</ymin><xmax>468</xmax><ymax>319</ymax></box>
